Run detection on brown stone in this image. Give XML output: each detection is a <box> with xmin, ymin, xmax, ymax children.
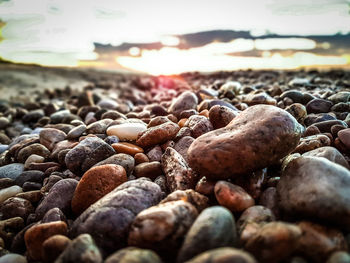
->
<box><xmin>42</xmin><ymin>235</ymin><xmax>71</xmax><ymax>263</ymax></box>
<box><xmin>209</xmin><ymin>105</ymin><xmax>238</xmax><ymax>129</ymax></box>
<box><xmin>134</xmin><ymin>162</ymin><xmax>162</xmax><ymax>180</ymax></box>
<box><xmin>214</xmin><ymin>181</ymin><xmax>255</xmax><ymax>213</ymax></box>
<box><xmin>188</xmin><ymin>105</ymin><xmax>302</xmax><ymax>179</ymax></box>
<box><xmin>71</xmin><ymin>164</ymin><xmax>127</xmax><ymax>215</ymax></box>
<box><xmin>112</xmin><ymin>142</ymin><xmax>144</xmax><ymax>156</ymax></box>
<box><xmin>136</xmin><ymin>122</ymin><xmax>180</xmax><ymax>149</ymax></box>
<box><xmin>24</xmin><ymin>221</ymin><xmax>68</xmax><ymax>261</ymax></box>
<box><xmin>134</xmin><ymin>153</ymin><xmax>149</xmax><ymax>164</ymax></box>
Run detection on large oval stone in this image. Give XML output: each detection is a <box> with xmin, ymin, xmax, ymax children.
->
<box><xmin>188</xmin><ymin>105</ymin><xmax>302</xmax><ymax>179</ymax></box>
<box><xmin>277</xmin><ymin>156</ymin><xmax>350</xmax><ymax>230</ymax></box>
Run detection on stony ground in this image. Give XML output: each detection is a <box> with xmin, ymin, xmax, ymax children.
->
<box><xmin>0</xmin><ymin>67</ymin><xmax>349</xmax><ymax>263</ymax></box>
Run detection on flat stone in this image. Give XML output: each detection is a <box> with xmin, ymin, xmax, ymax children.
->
<box><xmin>106</xmin><ymin>123</ymin><xmax>147</xmax><ymax>141</ymax></box>
<box><xmin>0</xmin><ymin>164</ymin><xmax>24</xmax><ymax>180</ymax></box>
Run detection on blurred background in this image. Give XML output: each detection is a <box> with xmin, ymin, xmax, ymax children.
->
<box><xmin>0</xmin><ymin>0</ymin><xmax>349</xmax><ymax>75</ymax></box>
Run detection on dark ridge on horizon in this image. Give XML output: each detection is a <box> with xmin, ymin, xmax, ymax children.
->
<box><xmin>94</xmin><ymin>29</ymin><xmax>350</xmax><ymax>53</ymax></box>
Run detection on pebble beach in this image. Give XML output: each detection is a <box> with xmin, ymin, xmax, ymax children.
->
<box><xmin>0</xmin><ymin>66</ymin><xmax>350</xmax><ymax>263</ymax></box>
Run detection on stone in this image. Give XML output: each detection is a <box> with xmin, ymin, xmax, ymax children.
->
<box><xmin>93</xmin><ymin>153</ymin><xmax>135</xmax><ymax>176</ymax></box>
<box><xmin>306</xmin><ymin>98</ymin><xmax>333</xmax><ymax>114</ymax></box>
<box><xmin>51</xmin><ymin>140</ymin><xmax>78</xmax><ymax>159</ymax></box>
<box><xmin>285</xmin><ymin>103</ymin><xmax>307</xmax><ymax>123</ymax></box>
<box><xmin>0</xmin><ymin>178</ymin><xmax>14</xmax><ymax>190</ymax></box>
<box><xmin>86</xmin><ymin>119</ymin><xmax>113</xmax><ymax>134</ymax></box>
<box><xmin>24</xmin><ymin>154</ymin><xmax>44</xmax><ymax>169</ymax></box>
<box><xmin>133</xmin><ymin>162</ymin><xmax>162</xmax><ymax>180</ymax></box>
<box><xmin>42</xmin><ymin>235</ymin><xmax>71</xmax><ymax>263</ymax></box>
<box><xmin>195</xmin><ymin>177</ymin><xmax>215</xmax><ymax>196</ymax></box>
<box><xmin>161</xmin><ymin>147</ymin><xmax>195</xmax><ymax>192</ymax></box>
<box><xmin>174</xmin><ymin>136</ymin><xmax>194</xmax><ymax>163</ymax></box>
<box><xmin>112</xmin><ymin>142</ymin><xmax>144</xmax><ymax>156</ymax></box>
<box><xmin>0</xmin><ymin>164</ymin><xmax>24</xmax><ymax>180</ymax></box>
<box><xmin>237</xmin><ymin>206</ymin><xmax>275</xmax><ymax>234</ymax></box>
<box><xmin>0</xmin><ymin>254</ymin><xmax>27</xmax><ymax>263</ymax></box>
<box><xmin>55</xmin><ymin>234</ymin><xmax>102</xmax><ymax>263</ymax></box>
<box><xmin>177</xmin><ymin>206</ymin><xmax>237</xmax><ymax>262</ymax></box>
<box><xmin>71</xmin><ymin>164</ymin><xmax>127</xmax><ymax>215</ymax></box>
<box><xmin>184</xmin><ymin>115</ymin><xmax>213</xmax><ymax>138</ymax></box>
<box><xmin>214</xmin><ymin>181</ymin><xmax>255</xmax><ymax>213</ymax></box>
<box><xmin>66</xmin><ymin>124</ymin><xmax>86</xmax><ymax>139</ymax></box>
<box><xmin>128</xmin><ymin>200</ymin><xmax>198</xmax><ymax>256</ymax></box>
<box><xmin>277</xmin><ymin>156</ymin><xmax>350</xmax><ymax>230</ymax></box>
<box><xmin>338</xmin><ymin>128</ymin><xmax>350</xmax><ymax>149</ymax></box>
<box><xmin>106</xmin><ymin>123</ymin><xmax>147</xmax><ymax>141</ymax></box>
<box><xmin>0</xmin><ymin>186</ymin><xmax>22</xmax><ymax>203</ymax></box>
<box><xmin>0</xmin><ymin>117</ymin><xmax>9</xmax><ymax>130</ymax></box>
<box><xmin>185</xmin><ymin>247</ymin><xmax>257</xmax><ymax>263</ymax></box>
<box><xmin>105</xmin><ymin>247</ymin><xmax>162</xmax><ymax>263</ymax></box>
<box><xmin>327</xmin><ymin>251</ymin><xmax>350</xmax><ymax>263</ymax></box>
<box><xmin>188</xmin><ymin>105</ymin><xmax>302</xmax><ymax>179</ymax></box>
<box><xmin>39</xmin><ymin>128</ymin><xmax>67</xmax><ymax>151</ymax></box>
<box><xmin>65</xmin><ymin>137</ymin><xmax>115</xmax><ymax>173</ymax></box>
<box><xmin>169</xmin><ymin>91</ymin><xmax>198</xmax><ymax>118</ymax></box>
<box><xmin>15</xmin><ymin>190</ymin><xmax>42</xmax><ymax>204</ymax></box>
<box><xmin>243</xmin><ymin>92</ymin><xmax>277</xmax><ymax>106</ymax></box>
<box><xmin>0</xmin><ymin>217</ymin><xmax>24</xmax><ymax>247</ymax></box>
<box><xmin>296</xmin><ymin>221</ymin><xmax>347</xmax><ymax>263</ymax></box>
<box><xmin>136</xmin><ymin>122</ymin><xmax>180</xmax><ymax>149</ymax></box>
<box><xmin>70</xmin><ymin>178</ymin><xmax>162</xmax><ymax>255</ymax></box>
<box><xmin>24</xmin><ymin>221</ymin><xmax>68</xmax><ymax>261</ymax></box>
<box><xmin>14</xmin><ymin>170</ymin><xmax>44</xmax><ymax>187</ymax></box>
<box><xmin>0</xmin><ymin>197</ymin><xmax>33</xmax><ymax>220</ymax></box>
<box><xmin>302</xmin><ymin>146</ymin><xmax>349</xmax><ymax>169</ymax></box>
<box><xmin>146</xmin><ymin>146</ymin><xmax>163</xmax><ymax>162</ymax></box>
<box><xmin>35</xmin><ymin>179</ymin><xmax>78</xmax><ymax>219</ymax></box>
<box><xmin>293</xmin><ymin>134</ymin><xmax>331</xmax><ymax>154</ymax></box>
<box><xmin>134</xmin><ymin>153</ymin><xmax>149</xmax><ymax>164</ymax></box>
<box><xmin>245</xmin><ymin>222</ymin><xmax>302</xmax><ymax>263</ymax></box>
<box><xmin>42</xmin><ymin>207</ymin><xmax>66</xmax><ymax>223</ymax></box>
<box><xmin>328</xmin><ymin>92</ymin><xmax>350</xmax><ymax>104</ymax></box>
<box><xmin>160</xmin><ymin>189</ymin><xmax>209</xmax><ymax>212</ymax></box>
<box><xmin>209</xmin><ymin>105</ymin><xmax>238</xmax><ymax>129</ymax></box>
<box><xmin>17</xmin><ymin>143</ymin><xmax>50</xmax><ymax>163</ymax></box>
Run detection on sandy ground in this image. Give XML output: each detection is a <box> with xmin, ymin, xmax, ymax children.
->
<box><xmin>0</xmin><ymin>63</ymin><xmax>135</xmax><ymax>102</ymax></box>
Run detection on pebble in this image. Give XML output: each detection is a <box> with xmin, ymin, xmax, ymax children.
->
<box><xmin>42</xmin><ymin>235</ymin><xmax>71</xmax><ymax>263</ymax></box>
<box><xmin>185</xmin><ymin>247</ymin><xmax>257</xmax><ymax>263</ymax></box>
<box><xmin>65</xmin><ymin>137</ymin><xmax>115</xmax><ymax>173</ymax></box>
<box><xmin>338</xmin><ymin>128</ymin><xmax>350</xmax><ymax>149</ymax></box>
<box><xmin>136</xmin><ymin>122</ymin><xmax>180</xmax><ymax>148</ymax></box>
<box><xmin>133</xmin><ymin>161</ymin><xmax>162</xmax><ymax>180</ymax></box>
<box><xmin>0</xmin><ymin>164</ymin><xmax>24</xmax><ymax>180</ymax></box>
<box><xmin>306</xmin><ymin>98</ymin><xmax>333</xmax><ymax>113</ymax></box>
<box><xmin>24</xmin><ymin>221</ymin><xmax>68</xmax><ymax>261</ymax></box>
<box><xmin>112</xmin><ymin>142</ymin><xmax>144</xmax><ymax>155</ymax></box>
<box><xmin>23</xmin><ymin>154</ymin><xmax>44</xmax><ymax>169</ymax></box>
<box><xmin>184</xmin><ymin>115</ymin><xmax>213</xmax><ymax>138</ymax></box>
<box><xmin>93</xmin><ymin>153</ymin><xmax>135</xmax><ymax>175</ymax></box>
<box><xmin>0</xmin><ymin>197</ymin><xmax>33</xmax><ymax>220</ymax></box>
<box><xmin>14</xmin><ymin>170</ymin><xmax>44</xmax><ymax>187</ymax></box>
<box><xmin>160</xmin><ymin>189</ymin><xmax>209</xmax><ymax>212</ymax></box>
<box><xmin>128</xmin><ymin>200</ymin><xmax>198</xmax><ymax>257</ymax></box>
<box><xmin>0</xmin><ymin>254</ymin><xmax>27</xmax><ymax>263</ymax></box>
<box><xmin>105</xmin><ymin>247</ymin><xmax>162</xmax><ymax>263</ymax></box>
<box><xmin>208</xmin><ymin>105</ymin><xmax>238</xmax><ymax>129</ymax></box>
<box><xmin>188</xmin><ymin>105</ymin><xmax>303</xmax><ymax>179</ymax></box>
<box><xmin>71</xmin><ymin>164</ymin><xmax>127</xmax><ymax>215</ymax></box>
<box><xmin>106</xmin><ymin>123</ymin><xmax>147</xmax><ymax>141</ymax></box>
<box><xmin>70</xmin><ymin>178</ymin><xmax>162</xmax><ymax>255</ymax></box>
<box><xmin>39</xmin><ymin>128</ymin><xmax>67</xmax><ymax>151</ymax></box>
<box><xmin>245</xmin><ymin>222</ymin><xmax>302</xmax><ymax>263</ymax></box>
<box><xmin>146</xmin><ymin>145</ymin><xmax>163</xmax><ymax>162</ymax></box>
<box><xmin>66</xmin><ymin>124</ymin><xmax>86</xmax><ymax>139</ymax></box>
<box><xmin>35</xmin><ymin>179</ymin><xmax>78</xmax><ymax>219</ymax></box>
<box><xmin>293</xmin><ymin>134</ymin><xmax>331</xmax><ymax>154</ymax></box>
<box><xmin>169</xmin><ymin>91</ymin><xmax>198</xmax><ymax>118</ymax></box>
<box><xmin>177</xmin><ymin>206</ymin><xmax>237</xmax><ymax>262</ymax></box>
<box><xmin>0</xmin><ymin>186</ymin><xmax>22</xmax><ymax>203</ymax></box>
<box><xmin>55</xmin><ymin>234</ymin><xmax>102</xmax><ymax>263</ymax></box>
<box><xmin>302</xmin><ymin>146</ymin><xmax>349</xmax><ymax>169</ymax></box>
<box><xmin>161</xmin><ymin>147</ymin><xmax>195</xmax><ymax>192</ymax></box>
<box><xmin>277</xmin><ymin>156</ymin><xmax>350</xmax><ymax>230</ymax></box>
<box><xmin>214</xmin><ymin>181</ymin><xmax>255</xmax><ymax>213</ymax></box>
<box><xmin>296</xmin><ymin>221</ymin><xmax>347</xmax><ymax>262</ymax></box>
<box><xmin>327</xmin><ymin>251</ymin><xmax>350</xmax><ymax>263</ymax></box>
<box><xmin>134</xmin><ymin>152</ymin><xmax>149</xmax><ymax>164</ymax></box>
<box><xmin>17</xmin><ymin>143</ymin><xmax>50</xmax><ymax>163</ymax></box>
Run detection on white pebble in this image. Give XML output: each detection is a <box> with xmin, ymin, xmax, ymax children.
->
<box><xmin>107</xmin><ymin>123</ymin><xmax>147</xmax><ymax>141</ymax></box>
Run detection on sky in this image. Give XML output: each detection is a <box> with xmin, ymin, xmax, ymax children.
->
<box><xmin>0</xmin><ymin>0</ymin><xmax>349</xmax><ymax>74</ymax></box>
